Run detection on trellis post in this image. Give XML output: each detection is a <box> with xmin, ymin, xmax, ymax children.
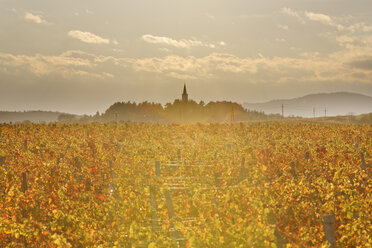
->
<box><xmin>239</xmin><ymin>156</ymin><xmax>245</xmax><ymax>180</ymax></box>
<box><xmin>360</xmin><ymin>152</ymin><xmax>366</xmax><ymax>171</ymax></box>
<box><xmin>150</xmin><ymin>185</ymin><xmax>159</xmax><ymax>232</ymax></box>
<box><xmin>291</xmin><ymin>162</ymin><xmax>297</xmax><ymax>182</ymax></box>
<box><xmin>155</xmin><ymin>161</ymin><xmax>161</xmax><ymax>178</ymax></box>
<box><xmin>21</xmin><ymin>172</ymin><xmax>28</xmax><ymax>193</ymax></box>
<box><xmin>323</xmin><ymin>213</ymin><xmax>337</xmax><ymax>248</ymax></box>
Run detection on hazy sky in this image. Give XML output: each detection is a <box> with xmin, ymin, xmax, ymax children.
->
<box><xmin>1</xmin><ymin>0</ymin><xmax>372</xmax><ymax>114</ymax></box>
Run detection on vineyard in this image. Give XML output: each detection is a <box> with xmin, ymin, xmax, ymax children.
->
<box><xmin>0</xmin><ymin>122</ymin><xmax>371</xmax><ymax>247</ymax></box>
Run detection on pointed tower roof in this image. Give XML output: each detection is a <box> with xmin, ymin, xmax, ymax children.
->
<box><xmin>182</xmin><ymin>83</ymin><xmax>188</xmax><ymax>102</ymax></box>
<box><xmin>183</xmin><ymin>83</ymin><xmax>187</xmax><ymax>95</ymax></box>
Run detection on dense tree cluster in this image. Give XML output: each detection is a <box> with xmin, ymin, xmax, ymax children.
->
<box><xmin>64</xmin><ymin>100</ymin><xmax>282</xmax><ymax>123</ymax></box>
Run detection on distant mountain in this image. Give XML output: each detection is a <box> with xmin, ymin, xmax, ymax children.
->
<box><xmin>243</xmin><ymin>92</ymin><xmax>372</xmax><ymax>117</ymax></box>
<box><xmin>0</xmin><ymin>111</ymin><xmax>64</xmax><ymax>123</ymax></box>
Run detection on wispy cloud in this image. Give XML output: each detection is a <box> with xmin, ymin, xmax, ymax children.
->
<box><xmin>68</xmin><ymin>30</ymin><xmax>110</xmax><ymax>44</ymax></box>
<box><xmin>2</xmin><ymin>41</ymin><xmax>372</xmax><ymax>84</ymax></box>
<box><xmin>24</xmin><ymin>12</ymin><xmax>48</xmax><ymax>24</ymax></box>
<box><xmin>142</xmin><ymin>34</ymin><xmax>223</xmax><ymax>49</ymax></box>
<box><xmin>282</xmin><ymin>8</ymin><xmax>372</xmax><ymax>34</ymax></box>
<box><xmin>305</xmin><ymin>11</ymin><xmax>332</xmax><ymax>25</ymax></box>
<box><xmin>281</xmin><ymin>7</ymin><xmax>300</xmax><ymax>18</ymax></box>
<box><xmin>281</xmin><ymin>7</ymin><xmax>305</xmax><ymax>24</ymax></box>
<box><xmin>278</xmin><ymin>24</ymin><xmax>289</xmax><ymax>30</ymax></box>
<box><xmin>0</xmin><ymin>50</ymin><xmax>113</xmax><ymax>79</ymax></box>
<box><xmin>345</xmin><ymin>22</ymin><xmax>372</xmax><ymax>33</ymax></box>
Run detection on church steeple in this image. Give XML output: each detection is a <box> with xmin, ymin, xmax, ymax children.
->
<box><xmin>182</xmin><ymin>83</ymin><xmax>188</xmax><ymax>102</ymax></box>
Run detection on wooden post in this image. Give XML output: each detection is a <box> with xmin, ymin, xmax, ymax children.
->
<box><xmin>85</xmin><ymin>178</ymin><xmax>92</xmax><ymax>191</ymax></box>
<box><xmin>155</xmin><ymin>161</ymin><xmax>161</xmax><ymax>178</ymax></box>
<box><xmin>109</xmin><ymin>183</ymin><xmax>114</xmax><ymax>196</ymax></box>
<box><xmin>323</xmin><ymin>213</ymin><xmax>337</xmax><ymax>248</ymax></box>
<box><xmin>109</xmin><ymin>161</ymin><xmax>115</xmax><ymax>195</ymax></box>
<box><xmin>24</xmin><ymin>139</ymin><xmax>27</xmax><ymax>150</ymax></box>
<box><xmin>109</xmin><ymin>160</ymin><xmax>114</xmax><ymax>179</ymax></box>
<box><xmin>164</xmin><ymin>189</ymin><xmax>185</xmax><ymax>246</ymax></box>
<box><xmin>239</xmin><ymin>157</ymin><xmax>245</xmax><ymax>180</ymax></box>
<box><xmin>57</xmin><ymin>153</ymin><xmax>63</xmax><ymax>165</ymax></box>
<box><xmin>177</xmin><ymin>149</ymin><xmax>181</xmax><ymax>161</ymax></box>
<box><xmin>150</xmin><ymin>185</ymin><xmax>159</xmax><ymax>232</ymax></box>
<box><xmin>214</xmin><ymin>172</ymin><xmax>221</xmax><ymax>187</ymax></box>
<box><xmin>360</xmin><ymin>152</ymin><xmax>367</xmax><ymax>193</ymax></box>
<box><xmin>360</xmin><ymin>152</ymin><xmax>366</xmax><ymax>171</ymax></box>
<box><xmin>291</xmin><ymin>162</ymin><xmax>297</xmax><ymax>181</ymax></box>
<box><xmin>21</xmin><ymin>172</ymin><xmax>28</xmax><ymax>193</ymax></box>
<box><xmin>164</xmin><ymin>190</ymin><xmax>175</xmax><ymax>219</ymax></box>
<box><xmin>214</xmin><ymin>152</ymin><xmax>217</xmax><ymax>160</ymax></box>
<box><xmin>74</xmin><ymin>157</ymin><xmax>81</xmax><ymax>170</ymax></box>
<box><xmin>214</xmin><ymin>172</ymin><xmax>220</xmax><ymax>207</ymax></box>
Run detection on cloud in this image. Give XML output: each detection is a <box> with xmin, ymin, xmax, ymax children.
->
<box><xmin>24</xmin><ymin>12</ymin><xmax>48</xmax><ymax>24</ymax></box>
<box><xmin>142</xmin><ymin>34</ymin><xmax>222</xmax><ymax>49</ymax></box>
<box><xmin>0</xmin><ymin>50</ymin><xmax>112</xmax><ymax>79</ymax></box>
<box><xmin>345</xmin><ymin>22</ymin><xmax>372</xmax><ymax>33</ymax></box>
<box><xmin>282</xmin><ymin>8</ymin><xmax>372</xmax><ymax>34</ymax></box>
<box><xmin>305</xmin><ymin>11</ymin><xmax>332</xmax><ymax>25</ymax></box>
<box><xmin>2</xmin><ymin>42</ymin><xmax>372</xmax><ymax>84</ymax></box>
<box><xmin>348</xmin><ymin>57</ymin><xmax>372</xmax><ymax>71</ymax></box>
<box><xmin>281</xmin><ymin>8</ymin><xmax>300</xmax><ymax>18</ymax></box>
<box><xmin>278</xmin><ymin>24</ymin><xmax>289</xmax><ymax>30</ymax></box>
<box><xmin>281</xmin><ymin>7</ymin><xmax>305</xmax><ymax>24</ymax></box>
<box><xmin>68</xmin><ymin>30</ymin><xmax>110</xmax><ymax>44</ymax></box>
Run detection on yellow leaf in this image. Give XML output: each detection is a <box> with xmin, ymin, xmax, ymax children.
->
<box><xmin>148</xmin><ymin>242</ymin><xmax>157</xmax><ymax>248</ymax></box>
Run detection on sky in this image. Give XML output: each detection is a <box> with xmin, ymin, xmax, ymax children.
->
<box><xmin>1</xmin><ymin>0</ymin><xmax>372</xmax><ymax>115</ymax></box>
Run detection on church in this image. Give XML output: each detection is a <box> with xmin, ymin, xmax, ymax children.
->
<box><xmin>181</xmin><ymin>84</ymin><xmax>188</xmax><ymax>102</ymax></box>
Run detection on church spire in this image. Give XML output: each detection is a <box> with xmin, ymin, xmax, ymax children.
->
<box><xmin>182</xmin><ymin>83</ymin><xmax>188</xmax><ymax>102</ymax></box>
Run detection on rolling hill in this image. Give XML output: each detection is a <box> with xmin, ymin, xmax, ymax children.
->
<box><xmin>243</xmin><ymin>92</ymin><xmax>372</xmax><ymax>117</ymax></box>
<box><xmin>0</xmin><ymin>111</ymin><xmax>64</xmax><ymax>123</ymax></box>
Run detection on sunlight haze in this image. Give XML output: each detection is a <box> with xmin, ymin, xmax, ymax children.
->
<box><xmin>1</xmin><ymin>0</ymin><xmax>372</xmax><ymax>114</ymax></box>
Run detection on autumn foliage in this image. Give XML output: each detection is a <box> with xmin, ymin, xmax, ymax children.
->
<box><xmin>0</xmin><ymin>122</ymin><xmax>370</xmax><ymax>247</ymax></box>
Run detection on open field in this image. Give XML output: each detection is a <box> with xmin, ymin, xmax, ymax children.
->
<box><xmin>0</xmin><ymin>122</ymin><xmax>371</xmax><ymax>247</ymax></box>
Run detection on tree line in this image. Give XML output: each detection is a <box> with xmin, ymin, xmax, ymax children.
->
<box><xmin>58</xmin><ymin>100</ymin><xmax>282</xmax><ymax>124</ymax></box>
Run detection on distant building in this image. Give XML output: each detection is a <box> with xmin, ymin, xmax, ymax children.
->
<box><xmin>182</xmin><ymin>84</ymin><xmax>188</xmax><ymax>102</ymax></box>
